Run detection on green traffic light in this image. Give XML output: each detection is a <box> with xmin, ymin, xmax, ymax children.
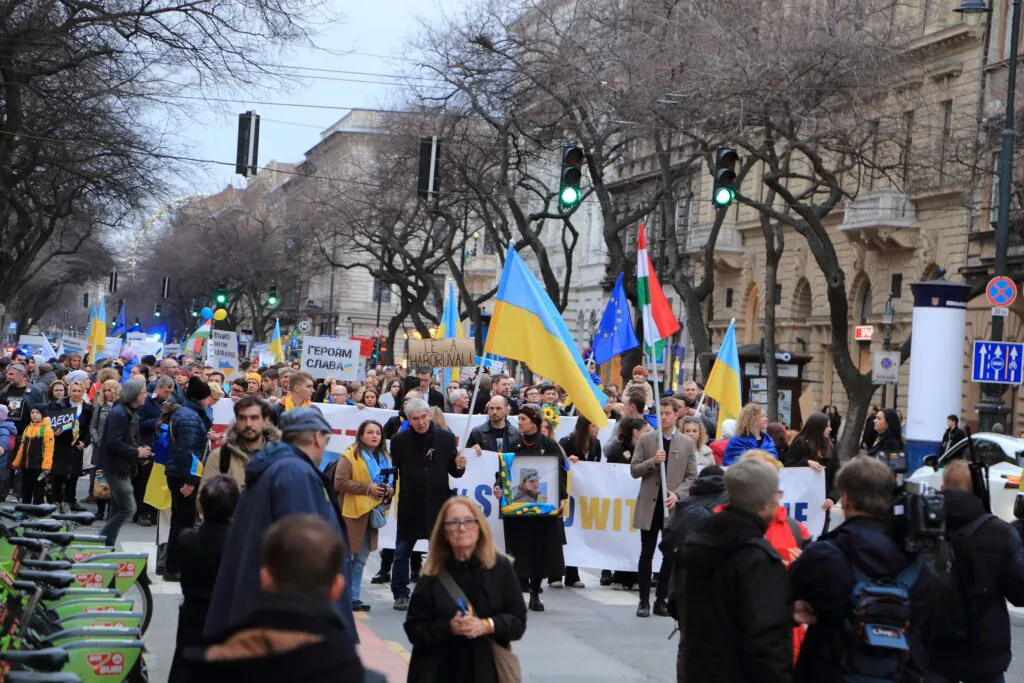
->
<box><xmin>155</xmin><ymin>311</ymin><xmax>161</xmax><ymax>318</ymax></box>
<box><xmin>712</xmin><ymin>186</ymin><xmax>735</xmax><ymax>207</ymax></box>
<box><xmin>267</xmin><ymin>294</ymin><xmax>279</xmax><ymax>307</ymax></box>
<box><xmin>215</xmin><ymin>294</ymin><xmax>227</xmax><ymax>304</ymax></box>
<box><xmin>560</xmin><ymin>186</ymin><xmax>581</xmax><ymax>206</ymax></box>
<box><xmin>191</xmin><ymin>310</ymin><xmax>199</xmax><ymax>318</ymax></box>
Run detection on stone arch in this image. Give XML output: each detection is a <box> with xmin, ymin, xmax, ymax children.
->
<box><xmin>849</xmin><ymin>271</ymin><xmax>874</xmax><ymax>325</ymax></box>
<box><xmin>792</xmin><ymin>277</ymin><xmax>812</xmax><ymax>320</ymax></box>
<box><xmin>920</xmin><ymin>262</ymin><xmax>942</xmax><ymax>282</ymax></box>
<box><xmin>742</xmin><ymin>281</ymin><xmax>761</xmax><ymax>344</ymax></box>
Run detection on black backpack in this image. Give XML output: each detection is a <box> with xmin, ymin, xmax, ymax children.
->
<box><xmin>930</xmin><ymin>513</ymin><xmax>996</xmax><ymax>647</ymax></box>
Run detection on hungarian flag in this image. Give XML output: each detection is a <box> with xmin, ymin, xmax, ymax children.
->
<box><xmin>637</xmin><ymin>224</ymin><xmax>681</xmax><ymax>358</ymax></box>
<box><xmin>185</xmin><ymin>320</ymin><xmax>211</xmax><ymax>355</ymax></box>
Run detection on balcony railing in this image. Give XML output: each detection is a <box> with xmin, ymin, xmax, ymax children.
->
<box><xmin>685</xmin><ymin>223</ymin><xmax>744</xmax><ymax>252</ymax></box>
<box><xmin>839</xmin><ymin>190</ymin><xmax>919</xmax><ymax>249</ymax></box>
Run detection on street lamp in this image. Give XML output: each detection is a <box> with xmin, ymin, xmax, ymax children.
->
<box><xmin>881</xmin><ymin>295</ymin><xmax>895</xmax><ymax>408</ymax></box>
<box><xmin>956</xmin><ymin>0</ymin><xmax>1016</xmax><ymax>429</ymax></box>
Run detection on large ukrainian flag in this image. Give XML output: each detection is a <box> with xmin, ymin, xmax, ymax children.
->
<box><xmin>485</xmin><ymin>248</ymin><xmax>608</xmax><ymax>428</ymax></box>
<box><xmin>704</xmin><ymin>319</ymin><xmax>742</xmax><ymax>438</ymax></box>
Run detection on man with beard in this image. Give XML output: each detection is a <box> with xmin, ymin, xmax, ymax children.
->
<box><xmin>202</xmin><ymin>396</ymin><xmax>280</xmax><ymax>496</ymax></box>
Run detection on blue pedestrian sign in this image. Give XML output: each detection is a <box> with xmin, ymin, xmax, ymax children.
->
<box><xmin>972</xmin><ymin>341</ymin><xmax>1024</xmax><ymax>385</ymax></box>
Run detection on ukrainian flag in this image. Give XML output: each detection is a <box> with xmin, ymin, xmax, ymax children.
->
<box><xmin>143</xmin><ymin>424</ymin><xmax>172</xmax><ymax>510</ymax></box>
<box><xmin>269</xmin><ymin>319</ymin><xmax>285</xmax><ymax>363</ymax></box>
<box><xmin>438</xmin><ymin>279</ymin><xmax>463</xmax><ymax>386</ymax></box>
<box><xmin>703</xmin><ymin>319</ymin><xmax>742</xmax><ymax>438</ymax></box>
<box><xmin>485</xmin><ymin>248</ymin><xmax>608</xmax><ymax>428</ymax></box>
<box><xmin>87</xmin><ymin>291</ymin><xmax>107</xmax><ymax>362</ymax></box>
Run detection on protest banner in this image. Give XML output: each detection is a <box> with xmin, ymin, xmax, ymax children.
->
<box><xmin>96</xmin><ymin>337</ymin><xmax>122</xmax><ymax>361</ymax></box>
<box><xmin>205</xmin><ymin>330</ymin><xmax>239</xmax><ymax>375</ymax></box>
<box><xmin>47</xmin><ymin>407</ymin><xmax>77</xmax><ymax>435</ymax></box>
<box><xmin>17</xmin><ymin>334</ymin><xmax>56</xmax><ymax>360</ymax></box>
<box><xmin>163</xmin><ymin>343</ymin><xmax>181</xmax><ymax>359</ymax></box>
<box><xmin>59</xmin><ymin>337</ymin><xmax>89</xmax><ymax>358</ymax></box>
<box><xmin>299</xmin><ymin>336</ymin><xmax>359</xmax><ymax>381</ymax></box>
<box><xmin>408</xmin><ymin>338</ymin><xmax>475</xmax><ymax>368</ymax></box>
<box><xmin>125</xmin><ymin>332</ymin><xmax>163</xmax><ymax>359</ymax></box>
<box><xmin>209</xmin><ymin>400</ymin><xmax>826</xmax><ymax>570</ymax></box>
<box><xmin>250</xmin><ymin>342</ymin><xmax>269</xmax><ymax>359</ymax></box>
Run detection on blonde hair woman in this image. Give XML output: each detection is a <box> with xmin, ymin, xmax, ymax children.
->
<box><xmin>723</xmin><ymin>404</ymin><xmax>779</xmax><ymax>465</ymax></box>
<box><xmin>429</xmin><ymin>406</ymin><xmax>450</xmax><ymax>432</ymax></box>
<box><xmin>405</xmin><ymin>496</ymin><xmax>526</xmax><ymax>683</ymax></box>
<box><xmin>87</xmin><ymin>378</ymin><xmax>121</xmax><ymax>519</ymax></box>
<box><xmin>681</xmin><ymin>416</ymin><xmax>716</xmax><ymax>467</ymax></box>
<box><xmin>333</xmin><ymin>420</ymin><xmax>392</xmax><ymax>613</ymax></box>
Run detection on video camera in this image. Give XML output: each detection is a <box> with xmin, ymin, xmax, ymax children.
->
<box><xmin>874</xmin><ymin>451</ymin><xmax>947</xmax><ymax>569</ymax></box>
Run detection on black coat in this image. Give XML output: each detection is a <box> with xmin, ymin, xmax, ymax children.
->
<box><xmin>558</xmin><ymin>435</ymin><xmax>601</xmax><ymax>462</ymax></box>
<box><xmin>391</xmin><ymin>424</ymin><xmax>464</xmax><ymax>540</ymax></box>
<box><xmin>602</xmin><ymin>438</ymin><xmax>634</xmax><ymax>465</ymax></box>
<box><xmin>790</xmin><ymin>516</ymin><xmax>933</xmax><ymax>683</ymax></box>
<box><xmin>867</xmin><ymin>433</ymin><xmax>903</xmax><ymax>458</ymax></box>
<box><xmin>928</xmin><ymin>489</ymin><xmax>1024</xmax><ymax>679</ymax></box>
<box><xmin>97</xmin><ymin>402</ymin><xmax>141</xmax><ymax>477</ymax></box>
<box><xmin>678</xmin><ymin>506</ymin><xmax>792</xmax><ymax>683</ymax></box>
<box><xmin>940</xmin><ymin>426</ymin><xmax>966</xmax><ymax>454</ymax></box>
<box><xmin>783</xmin><ymin>440</ymin><xmax>839</xmax><ymax>503</ymax></box>
<box><xmin>183</xmin><ymin>593</ymin><xmax>363</xmax><ymax>683</ymax></box>
<box><xmin>667</xmin><ymin>474</ymin><xmax>729</xmax><ymax>622</ymax></box>
<box><xmin>501</xmin><ymin>435</ymin><xmax>567</xmax><ymax>583</ymax></box>
<box><xmin>405</xmin><ymin>555</ymin><xmax>527</xmax><ymax>683</ymax></box>
<box><xmin>171</xmin><ymin>520</ymin><xmax>232</xmax><ymax>682</ymax></box>
<box><xmin>47</xmin><ymin>400</ymin><xmax>78</xmax><ymax>477</ymax></box>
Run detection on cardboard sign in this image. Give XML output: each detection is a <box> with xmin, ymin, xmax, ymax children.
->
<box><xmin>47</xmin><ymin>407</ymin><xmax>77</xmax><ymax>435</ymax></box>
<box><xmin>300</xmin><ymin>336</ymin><xmax>359</xmax><ymax>380</ymax></box>
<box><xmin>408</xmin><ymin>338</ymin><xmax>475</xmax><ymax>368</ymax></box>
<box><xmin>205</xmin><ymin>330</ymin><xmax>239</xmax><ymax>375</ymax></box>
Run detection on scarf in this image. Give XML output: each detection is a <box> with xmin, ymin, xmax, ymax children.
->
<box><xmin>282</xmin><ymin>394</ymin><xmax>312</xmax><ymax>413</ymax></box>
<box><xmin>340</xmin><ymin>445</ymin><xmax>388</xmax><ymax>520</ymax></box>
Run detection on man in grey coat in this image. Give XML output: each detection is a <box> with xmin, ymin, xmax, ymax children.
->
<box><xmin>631</xmin><ymin>396</ymin><xmax>697</xmax><ymax>618</ymax></box>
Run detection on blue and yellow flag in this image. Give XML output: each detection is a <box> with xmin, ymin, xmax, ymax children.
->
<box><xmin>269</xmin><ymin>319</ymin><xmax>285</xmax><ymax>364</ymax></box>
<box><xmin>189</xmin><ymin>454</ymin><xmax>204</xmax><ymax>479</ymax></box>
<box><xmin>87</xmin><ymin>291</ymin><xmax>107</xmax><ymax>361</ymax></box>
<box><xmin>485</xmin><ymin>248</ymin><xmax>608</xmax><ymax>427</ymax></box>
<box><xmin>704</xmin><ymin>319</ymin><xmax>742</xmax><ymax>438</ymax></box>
<box><xmin>438</xmin><ymin>279</ymin><xmax>463</xmax><ymax>386</ymax></box>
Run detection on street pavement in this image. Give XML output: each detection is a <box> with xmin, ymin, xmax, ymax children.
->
<box><xmin>101</xmin><ymin>515</ymin><xmax>1024</xmax><ymax>682</ymax></box>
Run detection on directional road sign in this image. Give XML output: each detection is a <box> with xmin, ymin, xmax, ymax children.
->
<box><xmin>972</xmin><ymin>340</ymin><xmax>1024</xmax><ymax>385</ymax></box>
<box><xmin>986</xmin><ymin>276</ymin><xmax>1017</xmax><ymax>308</ymax></box>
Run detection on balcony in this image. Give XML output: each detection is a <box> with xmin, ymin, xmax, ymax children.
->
<box><xmin>686</xmin><ymin>222</ymin><xmax>744</xmax><ymax>270</ymax></box>
<box><xmin>839</xmin><ymin>190</ymin><xmax>919</xmax><ymax>250</ymax></box>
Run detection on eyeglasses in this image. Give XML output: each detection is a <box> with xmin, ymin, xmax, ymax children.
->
<box><xmin>444</xmin><ymin>518</ymin><xmax>479</xmax><ymax>530</ymax></box>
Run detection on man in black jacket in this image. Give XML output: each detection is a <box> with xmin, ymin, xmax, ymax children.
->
<box><xmin>790</xmin><ymin>456</ymin><xmax>933</xmax><ymax>683</ymax></box>
<box><xmin>927</xmin><ymin>460</ymin><xmax>1024</xmax><ymax>683</ymax></box>
<box><xmin>414</xmin><ymin>366</ymin><xmax>446</xmax><ymax>410</ymax></box>
<box><xmin>98</xmin><ymin>379</ymin><xmax>151</xmax><ymax>547</ymax></box>
<box><xmin>390</xmin><ymin>398</ymin><xmax>466</xmax><ymax>610</ymax></box>
<box><xmin>940</xmin><ymin>415</ymin><xmax>966</xmax><ymax>455</ymax></box>
<box><xmin>677</xmin><ymin>458</ymin><xmax>792</xmax><ymax>683</ymax></box>
<box><xmin>184</xmin><ymin>514</ymin><xmax>365</xmax><ymax>683</ymax></box>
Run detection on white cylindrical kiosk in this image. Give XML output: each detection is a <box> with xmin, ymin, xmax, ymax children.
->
<box><xmin>905</xmin><ymin>279</ymin><xmax>971</xmax><ymax>472</ymax></box>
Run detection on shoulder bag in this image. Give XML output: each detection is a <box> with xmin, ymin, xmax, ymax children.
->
<box><xmin>438</xmin><ymin>570</ymin><xmax>521</xmax><ymax>683</ymax></box>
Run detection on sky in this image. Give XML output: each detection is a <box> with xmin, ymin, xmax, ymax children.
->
<box><xmin>166</xmin><ymin>0</ymin><xmax>462</xmax><ymax>197</ymax></box>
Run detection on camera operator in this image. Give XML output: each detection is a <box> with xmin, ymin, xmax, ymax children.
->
<box><xmin>789</xmin><ymin>456</ymin><xmax>933</xmax><ymax>683</ymax></box>
<box><xmin>927</xmin><ymin>460</ymin><xmax>1024</xmax><ymax>683</ymax></box>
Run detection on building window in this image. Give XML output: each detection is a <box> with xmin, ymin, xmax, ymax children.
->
<box><xmin>372</xmin><ymin>278</ymin><xmax>391</xmax><ymax>304</ymax></box>
<box><xmin>859</xmin><ymin>282</ymin><xmax>873</xmax><ymax>323</ymax></box>
<box><xmin>939</xmin><ymin>100</ymin><xmax>952</xmax><ymax>183</ymax></box>
<box><xmin>426</xmin><ymin>274</ymin><xmax>445</xmax><ymax>308</ymax></box>
<box><xmin>891</xmin><ymin>273</ymin><xmax>903</xmax><ymax>299</ymax></box>
<box><xmin>726</xmin><ymin>288</ymin><xmax>734</xmax><ymax>308</ymax></box>
<box><xmin>775</xmin><ymin>283</ymin><xmax>783</xmax><ymax>306</ymax></box>
<box><xmin>483</xmin><ymin>230</ymin><xmax>497</xmax><ymax>255</ymax></box>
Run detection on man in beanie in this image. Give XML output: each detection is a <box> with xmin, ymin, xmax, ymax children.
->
<box><xmin>204</xmin><ymin>407</ymin><xmax>356</xmax><ymax>645</ymax></box>
<box><xmin>676</xmin><ymin>458</ymin><xmax>792</xmax><ymax>683</ymax></box>
<box><xmin>164</xmin><ymin>377</ymin><xmax>215</xmax><ymax>581</ymax></box>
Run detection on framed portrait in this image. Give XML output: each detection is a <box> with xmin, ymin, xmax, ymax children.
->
<box><xmin>497</xmin><ymin>453</ymin><xmax>561</xmax><ymax>518</ymax></box>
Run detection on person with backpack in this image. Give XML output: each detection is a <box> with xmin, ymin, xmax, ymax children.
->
<box><xmin>927</xmin><ymin>460</ymin><xmax>1024</xmax><ymax>683</ymax></box>
<box><xmin>200</xmin><ymin>396</ymin><xmax>279</xmax><ymax>500</ymax></box>
<box><xmin>790</xmin><ymin>456</ymin><xmax>933</xmax><ymax>683</ymax></box>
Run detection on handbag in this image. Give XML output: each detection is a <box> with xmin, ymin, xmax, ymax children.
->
<box><xmin>369</xmin><ymin>503</ymin><xmax>387</xmax><ymax>530</ymax></box>
<box><xmin>438</xmin><ymin>571</ymin><xmax>522</xmax><ymax>683</ymax></box>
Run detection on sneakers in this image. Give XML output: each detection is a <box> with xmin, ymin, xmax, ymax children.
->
<box><xmin>653</xmin><ymin>599</ymin><xmax>670</xmax><ymax>617</ymax></box>
<box><xmin>393</xmin><ymin>597</ymin><xmax>410</xmax><ymax>611</ymax></box>
<box><xmin>136</xmin><ymin>518</ymin><xmax>152</xmax><ymax>527</ymax></box>
<box><xmin>352</xmin><ymin>600</ymin><xmax>371</xmax><ymax>612</ymax></box>
<box><xmin>549</xmin><ymin>579</ymin><xmax>563</xmax><ymax>588</ymax></box>
<box><xmin>567</xmin><ymin>580</ymin><xmax>585</xmax><ymax>589</ymax></box>
<box><xmin>528</xmin><ymin>595</ymin><xmax>545</xmax><ymax>612</ymax></box>
<box><xmin>370</xmin><ymin>572</ymin><xmax>390</xmax><ymax>585</ymax></box>
<box><xmin>636</xmin><ymin>602</ymin><xmax>651</xmax><ymax>618</ymax></box>
<box><xmin>599</xmin><ymin>571</ymin><xmax>613</xmax><ymax>587</ymax></box>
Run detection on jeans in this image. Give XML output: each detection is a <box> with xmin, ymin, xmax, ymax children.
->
<box><xmin>351</xmin><ymin>528</ymin><xmax>371</xmax><ymax>602</ymax></box>
<box><xmin>638</xmin><ymin>493</ymin><xmax>672</xmax><ymax>604</ymax></box>
<box><xmin>166</xmin><ymin>476</ymin><xmax>197</xmax><ymax>574</ymax></box>
<box><xmin>100</xmin><ymin>473</ymin><xmax>136</xmax><ymax>547</ymax></box>
<box><xmin>391</xmin><ymin>537</ymin><xmax>415</xmax><ymax>599</ymax></box>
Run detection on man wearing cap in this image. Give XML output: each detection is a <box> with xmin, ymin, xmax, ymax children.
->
<box><xmin>164</xmin><ymin>377</ymin><xmax>215</xmax><ymax>581</ymax></box>
<box><xmin>204</xmin><ymin>406</ymin><xmax>356</xmax><ymax>645</ymax></box>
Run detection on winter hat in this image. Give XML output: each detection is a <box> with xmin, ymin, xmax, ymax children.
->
<box><xmin>719</xmin><ymin>419</ymin><xmax>738</xmax><ymax>440</ymax></box>
<box><xmin>245</xmin><ymin>372</ymin><xmax>262</xmax><ymax>384</ymax></box>
<box><xmin>140</xmin><ymin>355</ymin><xmax>157</xmax><ymax>366</ymax></box>
<box><xmin>65</xmin><ymin>370</ymin><xmax>89</xmax><ymax>387</ymax></box>
<box><xmin>185</xmin><ymin>376</ymin><xmax>212</xmax><ymax>402</ymax></box>
<box><xmin>0</xmin><ymin>405</ymin><xmax>8</xmax><ymax>422</ymax></box>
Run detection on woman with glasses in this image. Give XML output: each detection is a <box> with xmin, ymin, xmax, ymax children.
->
<box><xmin>405</xmin><ymin>496</ymin><xmax>526</xmax><ymax>683</ymax></box>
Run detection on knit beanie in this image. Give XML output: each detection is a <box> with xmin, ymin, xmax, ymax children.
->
<box><xmin>185</xmin><ymin>377</ymin><xmax>212</xmax><ymax>402</ymax></box>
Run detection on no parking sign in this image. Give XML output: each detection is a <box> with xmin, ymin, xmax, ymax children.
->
<box><xmin>872</xmin><ymin>351</ymin><xmax>900</xmax><ymax>385</ymax></box>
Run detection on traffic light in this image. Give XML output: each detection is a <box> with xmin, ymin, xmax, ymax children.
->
<box><xmin>214</xmin><ymin>284</ymin><xmax>228</xmax><ymax>306</ymax></box>
<box><xmin>267</xmin><ymin>285</ymin><xmax>279</xmax><ymax>308</ymax></box>
<box><xmin>559</xmin><ymin>144</ymin><xmax>584</xmax><ymax>209</ymax></box>
<box><xmin>154</xmin><ymin>304</ymin><xmax>162</xmax><ymax>318</ymax></box>
<box><xmin>712</xmin><ymin>146</ymin><xmax>739</xmax><ymax>208</ymax></box>
<box><xmin>191</xmin><ymin>309</ymin><xmax>199</xmax><ymax>318</ymax></box>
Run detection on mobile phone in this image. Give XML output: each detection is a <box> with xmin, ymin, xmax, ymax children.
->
<box><xmin>456</xmin><ymin>596</ymin><xmax>468</xmax><ymax>616</ymax></box>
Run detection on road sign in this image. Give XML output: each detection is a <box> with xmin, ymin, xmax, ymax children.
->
<box><xmin>854</xmin><ymin>325</ymin><xmax>874</xmax><ymax>341</ymax></box>
<box><xmin>986</xmin><ymin>276</ymin><xmax>1017</xmax><ymax>308</ymax></box>
<box><xmin>371</xmin><ymin>326</ymin><xmax>383</xmax><ymax>337</ymax></box>
<box><xmin>972</xmin><ymin>340</ymin><xmax>1024</xmax><ymax>385</ymax></box>
<box><xmin>298</xmin><ymin>320</ymin><xmax>310</xmax><ymax>332</ymax></box>
<box><xmin>993</xmin><ymin>307</ymin><xmax>1010</xmax><ymax>318</ymax></box>
<box><xmin>872</xmin><ymin>351</ymin><xmax>900</xmax><ymax>385</ymax></box>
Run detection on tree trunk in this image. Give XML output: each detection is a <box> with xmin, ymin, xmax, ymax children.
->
<box><xmin>838</xmin><ymin>384</ymin><xmax>873</xmax><ymax>463</ymax></box>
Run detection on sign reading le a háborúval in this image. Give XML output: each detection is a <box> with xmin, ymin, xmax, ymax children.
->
<box><xmin>300</xmin><ymin>336</ymin><xmax>360</xmax><ymax>381</ymax></box>
<box><xmin>408</xmin><ymin>338</ymin><xmax>475</xmax><ymax>368</ymax></box>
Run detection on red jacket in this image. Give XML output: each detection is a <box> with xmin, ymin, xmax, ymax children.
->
<box><xmin>708</xmin><ymin>439</ymin><xmax>728</xmax><ymax>465</ymax></box>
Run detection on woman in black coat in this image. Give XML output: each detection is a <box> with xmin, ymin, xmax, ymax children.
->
<box><xmin>784</xmin><ymin>411</ymin><xmax>839</xmax><ymax>535</ymax></box>
<box><xmin>405</xmin><ymin>496</ymin><xmax>526</xmax><ymax>683</ymax></box>
<box><xmin>867</xmin><ymin>407</ymin><xmax>904</xmax><ymax>457</ymax></box>
<box><xmin>557</xmin><ymin>416</ymin><xmax>600</xmax><ymax>588</ymax></box>
<box><xmin>493</xmin><ymin>405</ymin><xmax>566</xmax><ymax>612</ymax></box>
<box><xmin>44</xmin><ymin>380</ymin><xmax>79</xmax><ymax>510</ymax></box>
<box><xmin>169</xmin><ymin>475</ymin><xmax>240</xmax><ymax>683</ymax></box>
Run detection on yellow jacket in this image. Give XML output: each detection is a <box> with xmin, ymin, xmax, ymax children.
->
<box><xmin>14</xmin><ymin>420</ymin><xmax>54</xmax><ymax>471</ymax></box>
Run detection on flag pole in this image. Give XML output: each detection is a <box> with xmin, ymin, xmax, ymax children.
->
<box><xmin>460</xmin><ymin>355</ymin><xmax>487</xmax><ymax>454</ymax></box>
<box><xmin>649</xmin><ymin>348</ymin><xmax>671</xmax><ymax>520</ymax></box>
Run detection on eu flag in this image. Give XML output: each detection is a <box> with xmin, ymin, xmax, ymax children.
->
<box><xmin>592</xmin><ymin>273</ymin><xmax>640</xmax><ymax>366</ymax></box>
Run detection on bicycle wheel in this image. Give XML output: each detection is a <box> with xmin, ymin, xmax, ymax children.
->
<box><xmin>120</xmin><ymin>577</ymin><xmax>153</xmax><ymax>635</ymax></box>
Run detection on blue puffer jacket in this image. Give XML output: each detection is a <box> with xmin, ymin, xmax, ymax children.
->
<box><xmin>0</xmin><ymin>420</ymin><xmax>17</xmax><ymax>470</ymax></box>
<box><xmin>166</xmin><ymin>399</ymin><xmax>212</xmax><ymax>484</ymax></box>
<box><xmin>722</xmin><ymin>432</ymin><xmax>778</xmax><ymax>466</ymax></box>
<box><xmin>203</xmin><ymin>440</ymin><xmax>355</xmax><ymax>642</ymax></box>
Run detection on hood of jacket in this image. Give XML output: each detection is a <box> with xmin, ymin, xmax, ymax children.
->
<box><xmin>679</xmin><ymin>506</ymin><xmax>772</xmax><ymax>574</ymax></box>
<box><xmin>225</xmin><ymin>424</ymin><xmax>281</xmax><ymax>461</ymax></box>
<box><xmin>942</xmin><ymin>488</ymin><xmax>987</xmax><ymax>529</ymax></box>
<box><xmin>245</xmin><ymin>440</ymin><xmax>307</xmax><ymax>488</ymax></box>
<box><xmin>689</xmin><ymin>474</ymin><xmax>725</xmax><ymax>498</ymax></box>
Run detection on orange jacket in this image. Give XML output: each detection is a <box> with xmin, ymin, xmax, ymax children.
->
<box><xmin>13</xmin><ymin>420</ymin><xmax>54</xmax><ymax>471</ymax></box>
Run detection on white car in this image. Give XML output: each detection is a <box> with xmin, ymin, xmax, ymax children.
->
<box><xmin>906</xmin><ymin>433</ymin><xmax>1024</xmax><ymax>523</ymax></box>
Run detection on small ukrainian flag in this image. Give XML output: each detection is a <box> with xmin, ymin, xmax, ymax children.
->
<box><xmin>190</xmin><ymin>454</ymin><xmax>204</xmax><ymax>479</ymax></box>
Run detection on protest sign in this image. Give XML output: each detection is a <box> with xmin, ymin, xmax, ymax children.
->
<box><xmin>205</xmin><ymin>330</ymin><xmax>239</xmax><ymax>375</ymax></box>
<box><xmin>59</xmin><ymin>337</ymin><xmax>89</xmax><ymax>358</ymax></box>
<box><xmin>125</xmin><ymin>332</ymin><xmax>163</xmax><ymax>359</ymax></box>
<box><xmin>300</xmin><ymin>336</ymin><xmax>359</xmax><ymax>380</ymax></box>
<box><xmin>17</xmin><ymin>334</ymin><xmax>56</xmax><ymax>360</ymax></box>
<box><xmin>257</xmin><ymin>351</ymin><xmax>275</xmax><ymax>367</ymax></box>
<box><xmin>163</xmin><ymin>343</ymin><xmax>181</xmax><ymax>359</ymax></box>
<box><xmin>47</xmin><ymin>407</ymin><xmax>77</xmax><ymax>435</ymax></box>
<box><xmin>408</xmin><ymin>338</ymin><xmax>475</xmax><ymax>368</ymax></box>
<box><xmin>95</xmin><ymin>337</ymin><xmax>123</xmax><ymax>361</ymax></box>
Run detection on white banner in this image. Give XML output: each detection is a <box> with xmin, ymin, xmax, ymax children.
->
<box><xmin>206</xmin><ymin>330</ymin><xmax>239</xmax><ymax>376</ymax></box>
<box><xmin>125</xmin><ymin>332</ymin><xmax>163</xmax><ymax>359</ymax></box>
<box><xmin>210</xmin><ymin>400</ymin><xmax>827</xmax><ymax>570</ymax></box>
<box><xmin>97</xmin><ymin>337</ymin><xmax>122</xmax><ymax>361</ymax></box>
<box><xmin>59</xmin><ymin>337</ymin><xmax>89</xmax><ymax>358</ymax></box>
<box><xmin>163</xmin><ymin>343</ymin><xmax>181</xmax><ymax>360</ymax></box>
<box><xmin>300</xmin><ymin>336</ymin><xmax>360</xmax><ymax>381</ymax></box>
<box><xmin>18</xmin><ymin>334</ymin><xmax>56</xmax><ymax>360</ymax></box>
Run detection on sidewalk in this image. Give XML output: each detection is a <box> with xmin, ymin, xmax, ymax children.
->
<box><xmin>357</xmin><ymin>615</ymin><xmax>410</xmax><ymax>682</ymax></box>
